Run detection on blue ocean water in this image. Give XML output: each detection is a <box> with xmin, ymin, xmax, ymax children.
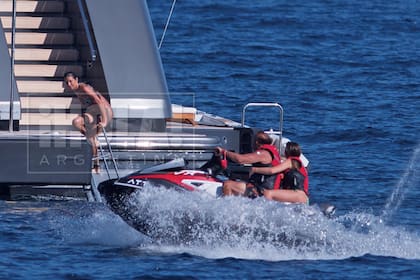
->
<box><xmin>1</xmin><ymin>0</ymin><xmax>419</xmax><ymax>279</ymax></box>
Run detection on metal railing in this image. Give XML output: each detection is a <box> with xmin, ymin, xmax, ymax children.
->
<box><xmin>76</xmin><ymin>0</ymin><xmax>96</xmax><ymax>63</ymax></box>
<box><xmin>98</xmin><ymin>126</ymin><xmax>120</xmax><ymax>180</ymax></box>
<box><xmin>241</xmin><ymin>102</ymin><xmax>284</xmax><ymax>151</ymax></box>
<box><xmin>8</xmin><ymin>0</ymin><xmax>16</xmax><ymax>132</ymax></box>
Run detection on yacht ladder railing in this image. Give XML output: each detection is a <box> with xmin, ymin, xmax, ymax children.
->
<box><xmin>98</xmin><ymin>126</ymin><xmax>120</xmax><ymax>179</ymax></box>
<box><xmin>90</xmin><ymin>127</ymin><xmax>120</xmax><ymax>202</ymax></box>
<box><xmin>241</xmin><ymin>102</ymin><xmax>284</xmax><ymax>153</ymax></box>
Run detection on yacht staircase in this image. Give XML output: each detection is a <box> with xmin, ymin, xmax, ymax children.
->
<box><xmin>0</xmin><ymin>0</ymin><xmax>87</xmax><ymax>131</ymax></box>
<box><xmin>0</xmin><ymin>0</ymin><xmax>260</xmax><ymax>201</ymax></box>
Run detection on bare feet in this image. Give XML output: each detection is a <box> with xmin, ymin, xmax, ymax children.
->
<box><xmin>92</xmin><ymin>163</ymin><xmax>100</xmax><ymax>174</ymax></box>
<box><xmin>92</xmin><ymin>157</ymin><xmax>100</xmax><ymax>174</ymax></box>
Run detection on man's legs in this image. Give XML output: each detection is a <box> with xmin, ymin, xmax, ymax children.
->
<box><xmin>223</xmin><ymin>180</ymin><xmax>246</xmax><ymax>196</ymax></box>
<box><xmin>73</xmin><ymin>112</ymin><xmax>101</xmax><ymax>173</ymax></box>
<box><xmin>72</xmin><ymin>115</ymin><xmax>86</xmax><ymax>135</ymax></box>
<box><xmin>264</xmin><ymin>189</ymin><xmax>308</xmax><ymax>203</ymax></box>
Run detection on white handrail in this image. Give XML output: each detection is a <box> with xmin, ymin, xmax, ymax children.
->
<box><xmin>241</xmin><ymin>102</ymin><xmax>283</xmax><ymax>132</ymax></box>
<box><xmin>241</xmin><ymin>102</ymin><xmax>284</xmax><ymax>151</ymax></box>
<box><xmin>99</xmin><ymin>126</ymin><xmax>120</xmax><ymax>179</ymax></box>
<box><xmin>8</xmin><ymin>0</ymin><xmax>16</xmax><ymax>132</ymax></box>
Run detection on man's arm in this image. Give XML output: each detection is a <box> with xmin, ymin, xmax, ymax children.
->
<box><xmin>251</xmin><ymin>159</ymin><xmax>292</xmax><ymax>175</ymax></box>
<box><xmin>217</xmin><ymin>147</ymin><xmax>272</xmax><ymax>165</ymax></box>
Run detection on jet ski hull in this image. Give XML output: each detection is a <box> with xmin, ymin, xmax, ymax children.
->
<box><xmin>98</xmin><ymin>158</ymin><xmax>336</xmax><ymax>241</ymax></box>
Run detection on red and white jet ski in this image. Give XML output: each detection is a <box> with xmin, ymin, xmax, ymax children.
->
<box><xmin>98</xmin><ymin>154</ymin><xmax>336</xmax><ymax>238</ymax></box>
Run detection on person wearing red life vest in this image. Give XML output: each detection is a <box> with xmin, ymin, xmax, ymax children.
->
<box><xmin>252</xmin><ymin>141</ymin><xmax>309</xmax><ymax>204</ymax></box>
<box><xmin>216</xmin><ymin>131</ymin><xmax>282</xmax><ymax>197</ymax></box>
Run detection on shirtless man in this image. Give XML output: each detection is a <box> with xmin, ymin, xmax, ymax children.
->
<box><xmin>63</xmin><ymin>72</ymin><xmax>113</xmax><ymax>173</ymax></box>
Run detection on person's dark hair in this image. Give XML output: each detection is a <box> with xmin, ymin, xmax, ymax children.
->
<box><xmin>64</xmin><ymin>71</ymin><xmax>78</xmax><ymax>79</ymax></box>
<box><xmin>285</xmin><ymin>141</ymin><xmax>301</xmax><ymax>157</ymax></box>
<box><xmin>285</xmin><ymin>142</ymin><xmax>302</xmax><ymax>169</ymax></box>
<box><xmin>255</xmin><ymin>131</ymin><xmax>272</xmax><ymax>145</ymax></box>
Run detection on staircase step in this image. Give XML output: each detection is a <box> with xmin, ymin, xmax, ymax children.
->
<box><xmin>21</xmin><ymin>96</ymin><xmax>81</xmax><ymax>110</ymax></box>
<box><xmin>15</xmin><ymin>64</ymin><xmax>83</xmax><ymax>78</ymax></box>
<box><xmin>1</xmin><ymin>16</ymin><xmax>70</xmax><ymax>30</ymax></box>
<box><xmin>1</xmin><ymin>0</ymin><xmax>99</xmax><ymax>131</ymax></box>
<box><xmin>0</xmin><ymin>1</ymin><xmax>65</xmax><ymax>13</ymax></box>
<box><xmin>5</xmin><ymin>31</ymin><xmax>74</xmax><ymax>45</ymax></box>
<box><xmin>12</xmin><ymin>48</ymin><xmax>79</xmax><ymax>61</ymax></box>
<box><xmin>17</xmin><ymin>80</ymin><xmax>65</xmax><ymax>93</ymax></box>
<box><xmin>21</xmin><ymin>112</ymin><xmax>77</xmax><ymax>126</ymax></box>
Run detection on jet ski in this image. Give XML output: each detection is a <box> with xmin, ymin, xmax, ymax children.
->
<box><xmin>98</xmin><ymin>153</ymin><xmax>336</xmax><ymax>240</ymax></box>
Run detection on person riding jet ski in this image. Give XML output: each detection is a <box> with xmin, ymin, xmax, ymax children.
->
<box><xmin>252</xmin><ymin>141</ymin><xmax>309</xmax><ymax>204</ymax></box>
<box><xmin>216</xmin><ymin>131</ymin><xmax>282</xmax><ymax>197</ymax></box>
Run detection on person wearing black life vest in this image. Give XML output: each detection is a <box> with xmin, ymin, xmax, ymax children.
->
<box><xmin>251</xmin><ymin>141</ymin><xmax>309</xmax><ymax>204</ymax></box>
<box><xmin>216</xmin><ymin>131</ymin><xmax>282</xmax><ymax>197</ymax></box>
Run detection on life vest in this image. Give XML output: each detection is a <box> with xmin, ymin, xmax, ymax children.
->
<box><xmin>287</xmin><ymin>156</ymin><xmax>309</xmax><ymax>195</ymax></box>
<box><xmin>258</xmin><ymin>144</ymin><xmax>283</xmax><ymax>190</ymax></box>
